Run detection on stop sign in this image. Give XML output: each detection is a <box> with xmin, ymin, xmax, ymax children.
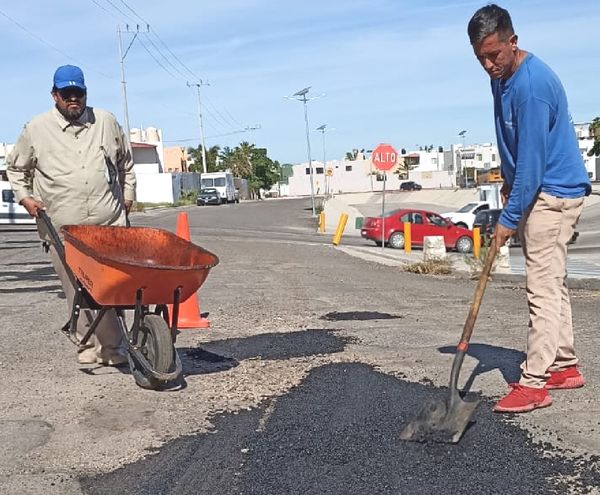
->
<box><xmin>371</xmin><ymin>143</ymin><xmax>398</xmax><ymax>171</ymax></box>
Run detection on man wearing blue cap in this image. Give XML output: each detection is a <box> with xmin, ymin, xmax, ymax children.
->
<box><xmin>7</xmin><ymin>65</ymin><xmax>136</xmax><ymax>366</ymax></box>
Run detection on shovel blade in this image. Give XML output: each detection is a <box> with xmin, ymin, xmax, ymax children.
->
<box><xmin>399</xmin><ymin>393</ymin><xmax>480</xmax><ymax>444</ymax></box>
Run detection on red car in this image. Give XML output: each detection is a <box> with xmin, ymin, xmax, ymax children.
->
<box><xmin>361</xmin><ymin>208</ymin><xmax>473</xmax><ymax>253</ymax></box>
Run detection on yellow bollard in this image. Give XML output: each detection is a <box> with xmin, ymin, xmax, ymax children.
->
<box><xmin>318</xmin><ymin>211</ymin><xmax>325</xmax><ymax>233</ymax></box>
<box><xmin>473</xmin><ymin>227</ymin><xmax>481</xmax><ymax>259</ymax></box>
<box><xmin>332</xmin><ymin>213</ymin><xmax>349</xmax><ymax>246</ymax></box>
<box><xmin>403</xmin><ymin>222</ymin><xmax>412</xmax><ymax>254</ymax></box>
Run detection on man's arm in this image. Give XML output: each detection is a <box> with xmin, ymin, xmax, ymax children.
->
<box><xmin>115</xmin><ymin>122</ymin><xmax>136</xmax><ymax>212</ymax></box>
<box><xmin>6</xmin><ymin>126</ymin><xmax>44</xmax><ymax>217</ymax></box>
<box><xmin>498</xmin><ymin>96</ymin><xmax>550</xmax><ymax>230</ymax></box>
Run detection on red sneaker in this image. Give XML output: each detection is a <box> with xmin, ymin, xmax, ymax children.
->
<box><xmin>494</xmin><ymin>385</ymin><xmax>552</xmax><ymax>413</ymax></box>
<box><xmin>546</xmin><ymin>366</ymin><xmax>585</xmax><ymax>390</ymax></box>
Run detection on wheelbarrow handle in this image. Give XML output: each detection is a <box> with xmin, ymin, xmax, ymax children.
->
<box><xmin>38</xmin><ymin>210</ymin><xmax>66</xmax><ymax>262</ymax></box>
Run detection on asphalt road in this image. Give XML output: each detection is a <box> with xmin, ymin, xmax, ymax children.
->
<box><xmin>1</xmin><ymin>198</ymin><xmax>599</xmax><ymax>494</ymax></box>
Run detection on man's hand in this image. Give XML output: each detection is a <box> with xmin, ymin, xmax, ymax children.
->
<box><xmin>500</xmin><ymin>182</ymin><xmax>510</xmax><ymax>206</ymax></box>
<box><xmin>20</xmin><ymin>197</ymin><xmax>44</xmax><ymax>217</ymax></box>
<box><xmin>493</xmin><ymin>223</ymin><xmax>515</xmax><ymax>247</ymax></box>
<box><xmin>124</xmin><ymin>200</ymin><xmax>133</xmax><ymax>214</ymax></box>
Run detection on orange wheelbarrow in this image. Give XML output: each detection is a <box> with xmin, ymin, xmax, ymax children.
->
<box><xmin>40</xmin><ymin>211</ymin><xmax>219</xmax><ymax>390</ymax></box>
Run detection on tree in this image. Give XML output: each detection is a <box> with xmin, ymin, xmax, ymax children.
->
<box><xmin>187</xmin><ymin>144</ymin><xmax>221</xmax><ymax>172</ymax></box>
<box><xmin>588</xmin><ymin>117</ymin><xmax>600</xmax><ymax>157</ymax></box>
<box><xmin>248</xmin><ymin>147</ymin><xmax>280</xmax><ymax>195</ymax></box>
<box><xmin>395</xmin><ymin>156</ymin><xmax>418</xmax><ymax>179</ymax></box>
<box><xmin>219</xmin><ymin>142</ymin><xmax>254</xmax><ymax>178</ymax></box>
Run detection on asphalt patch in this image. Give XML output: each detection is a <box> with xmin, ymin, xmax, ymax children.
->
<box><xmin>80</xmin><ymin>363</ymin><xmax>600</xmax><ymax>494</ymax></box>
<box><xmin>321</xmin><ymin>311</ymin><xmax>402</xmax><ymax>321</ymax></box>
<box><xmin>182</xmin><ymin>329</ymin><xmax>353</xmax><ymax>363</ymax></box>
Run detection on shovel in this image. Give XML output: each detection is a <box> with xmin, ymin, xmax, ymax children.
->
<box><xmin>399</xmin><ymin>236</ymin><xmax>499</xmax><ymax>444</ymax></box>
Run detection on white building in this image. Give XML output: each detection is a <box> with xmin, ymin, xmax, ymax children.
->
<box><xmin>286</xmin><ymin>142</ymin><xmax>502</xmax><ymax>196</ymax></box>
<box><xmin>575</xmin><ymin>122</ymin><xmax>599</xmax><ymax>180</ymax></box>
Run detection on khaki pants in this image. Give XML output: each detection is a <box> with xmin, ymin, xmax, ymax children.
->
<box><xmin>48</xmin><ymin>246</ymin><xmax>125</xmax><ymax>359</ymax></box>
<box><xmin>518</xmin><ymin>192</ymin><xmax>584</xmax><ymax>388</ymax></box>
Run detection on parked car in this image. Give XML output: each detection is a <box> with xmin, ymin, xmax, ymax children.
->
<box><xmin>196</xmin><ymin>188</ymin><xmax>221</xmax><ymax>206</ymax></box>
<box><xmin>361</xmin><ymin>208</ymin><xmax>473</xmax><ymax>253</ymax></box>
<box><xmin>443</xmin><ymin>201</ymin><xmax>490</xmax><ymax>230</ymax></box>
<box><xmin>1</xmin><ymin>181</ymin><xmax>36</xmax><ymax>225</ymax></box>
<box><xmin>472</xmin><ymin>208</ymin><xmax>579</xmax><ymax>247</ymax></box>
<box><xmin>399</xmin><ymin>181</ymin><xmax>422</xmax><ymax>191</ymax></box>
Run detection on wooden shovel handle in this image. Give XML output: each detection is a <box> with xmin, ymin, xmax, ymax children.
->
<box><xmin>456</xmin><ymin>237</ymin><xmax>499</xmax><ymax>351</ymax></box>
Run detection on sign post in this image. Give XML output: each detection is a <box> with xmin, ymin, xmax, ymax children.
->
<box><xmin>371</xmin><ymin>143</ymin><xmax>398</xmax><ymax>250</ymax></box>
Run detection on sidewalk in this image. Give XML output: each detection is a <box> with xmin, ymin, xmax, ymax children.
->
<box><xmin>333</xmin><ymin>242</ymin><xmax>600</xmax><ymax>288</ymax></box>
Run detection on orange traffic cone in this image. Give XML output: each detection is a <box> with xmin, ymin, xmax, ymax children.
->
<box><xmin>169</xmin><ymin>212</ymin><xmax>210</xmax><ymax>329</ymax></box>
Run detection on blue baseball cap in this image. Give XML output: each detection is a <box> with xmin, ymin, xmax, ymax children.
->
<box><xmin>53</xmin><ymin>65</ymin><xmax>86</xmax><ymax>90</ymax></box>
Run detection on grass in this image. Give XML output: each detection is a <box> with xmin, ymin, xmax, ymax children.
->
<box><xmin>463</xmin><ymin>238</ymin><xmax>498</xmax><ymax>279</ymax></box>
<box><xmin>131</xmin><ymin>190</ymin><xmax>198</xmax><ymax>213</ymax></box>
<box><xmin>403</xmin><ymin>258</ymin><xmax>454</xmax><ymax>275</ymax></box>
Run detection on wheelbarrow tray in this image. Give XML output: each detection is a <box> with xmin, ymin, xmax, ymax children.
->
<box><xmin>62</xmin><ymin>225</ymin><xmax>219</xmax><ymax>306</ymax></box>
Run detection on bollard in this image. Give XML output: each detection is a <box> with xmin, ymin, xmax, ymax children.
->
<box><xmin>332</xmin><ymin>213</ymin><xmax>349</xmax><ymax>246</ymax></box>
<box><xmin>318</xmin><ymin>211</ymin><xmax>325</xmax><ymax>233</ymax></box>
<box><xmin>473</xmin><ymin>227</ymin><xmax>481</xmax><ymax>259</ymax></box>
<box><xmin>403</xmin><ymin>222</ymin><xmax>412</xmax><ymax>254</ymax></box>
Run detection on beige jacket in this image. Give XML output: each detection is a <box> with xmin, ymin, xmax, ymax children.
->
<box><xmin>7</xmin><ymin>107</ymin><xmax>136</xmax><ymax>236</ymax></box>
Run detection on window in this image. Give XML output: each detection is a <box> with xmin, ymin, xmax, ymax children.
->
<box><xmin>316</xmin><ymin>167</ymin><xmax>324</xmax><ymax>174</ymax></box>
<box><xmin>201</xmin><ymin>178</ymin><xmax>214</xmax><ymax>187</ymax></box>
<box><xmin>214</xmin><ymin>178</ymin><xmax>226</xmax><ymax>186</ymax></box>
<box><xmin>476</xmin><ymin>154</ymin><xmax>483</xmax><ymax>161</ymax></box>
<box><xmin>2</xmin><ymin>190</ymin><xmax>16</xmax><ymax>203</ymax></box>
<box><xmin>426</xmin><ymin>213</ymin><xmax>445</xmax><ymax>226</ymax></box>
<box><xmin>491</xmin><ymin>154</ymin><xmax>496</xmax><ymax>161</ymax></box>
<box><xmin>306</xmin><ymin>168</ymin><xmax>311</xmax><ymax>175</ymax></box>
<box><xmin>345</xmin><ymin>165</ymin><xmax>352</xmax><ymax>172</ymax></box>
<box><xmin>413</xmin><ymin>213</ymin><xmax>423</xmax><ymax>224</ymax></box>
<box><xmin>431</xmin><ymin>158</ymin><xmax>437</xmax><ymax>164</ymax></box>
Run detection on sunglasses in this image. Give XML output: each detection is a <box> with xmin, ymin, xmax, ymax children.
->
<box><xmin>58</xmin><ymin>87</ymin><xmax>86</xmax><ymax>100</ymax></box>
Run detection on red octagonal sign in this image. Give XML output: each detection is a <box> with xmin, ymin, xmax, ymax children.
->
<box><xmin>371</xmin><ymin>143</ymin><xmax>398</xmax><ymax>171</ymax></box>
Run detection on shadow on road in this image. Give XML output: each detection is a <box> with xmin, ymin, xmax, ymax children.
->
<box><xmin>179</xmin><ymin>328</ymin><xmax>353</xmax><ymax>377</ymax></box>
<box><xmin>438</xmin><ymin>342</ymin><xmax>525</xmax><ymax>390</ymax></box>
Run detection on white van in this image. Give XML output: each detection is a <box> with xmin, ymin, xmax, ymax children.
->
<box><xmin>200</xmin><ymin>172</ymin><xmax>237</xmax><ymax>204</ymax></box>
<box><xmin>0</xmin><ymin>181</ymin><xmax>36</xmax><ymax>225</ymax></box>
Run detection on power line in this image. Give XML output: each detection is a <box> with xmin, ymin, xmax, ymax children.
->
<box><xmin>136</xmin><ymin>35</ymin><xmax>178</xmax><ymax>79</ymax></box>
<box><xmin>0</xmin><ymin>7</ymin><xmax>113</xmax><ymax>79</ymax></box>
<box><xmin>117</xmin><ymin>0</ymin><xmax>202</xmax><ymax>82</ymax></box>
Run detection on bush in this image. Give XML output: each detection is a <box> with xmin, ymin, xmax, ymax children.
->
<box><xmin>403</xmin><ymin>258</ymin><xmax>454</xmax><ymax>275</ymax></box>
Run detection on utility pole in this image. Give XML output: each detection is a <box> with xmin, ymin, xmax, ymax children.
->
<box><xmin>188</xmin><ymin>81</ymin><xmax>210</xmax><ymax>174</ymax></box>
<box><xmin>117</xmin><ymin>24</ymin><xmax>147</xmax><ymax>141</ymax></box>
<box><xmin>286</xmin><ymin>87</ymin><xmax>324</xmax><ymax>218</ymax></box>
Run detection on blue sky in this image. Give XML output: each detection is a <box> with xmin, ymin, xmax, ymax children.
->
<box><xmin>1</xmin><ymin>1</ymin><xmax>599</xmax><ymax>164</ymax></box>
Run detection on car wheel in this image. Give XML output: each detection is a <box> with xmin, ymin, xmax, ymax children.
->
<box><xmin>456</xmin><ymin>236</ymin><xmax>473</xmax><ymax>253</ymax></box>
<box><xmin>389</xmin><ymin>232</ymin><xmax>405</xmax><ymax>249</ymax></box>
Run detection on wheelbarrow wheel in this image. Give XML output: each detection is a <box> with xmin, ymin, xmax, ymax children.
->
<box><xmin>129</xmin><ymin>314</ymin><xmax>176</xmax><ymax>390</ymax></box>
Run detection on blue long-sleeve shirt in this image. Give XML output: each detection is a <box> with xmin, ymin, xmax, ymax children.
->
<box><xmin>492</xmin><ymin>53</ymin><xmax>590</xmax><ymax>229</ymax></box>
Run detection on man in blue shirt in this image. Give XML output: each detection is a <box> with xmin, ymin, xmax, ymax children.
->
<box><xmin>468</xmin><ymin>4</ymin><xmax>590</xmax><ymax>413</ymax></box>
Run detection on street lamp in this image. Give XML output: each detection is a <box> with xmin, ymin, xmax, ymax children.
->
<box><xmin>458</xmin><ymin>130</ymin><xmax>468</xmax><ymax>187</ymax></box>
<box><xmin>316</xmin><ymin>124</ymin><xmax>334</xmax><ymax>198</ymax></box>
<box><xmin>286</xmin><ymin>87</ymin><xmax>324</xmax><ymax>217</ymax></box>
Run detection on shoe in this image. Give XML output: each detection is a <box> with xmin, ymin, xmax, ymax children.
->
<box><xmin>546</xmin><ymin>366</ymin><xmax>585</xmax><ymax>390</ymax></box>
<box><xmin>494</xmin><ymin>384</ymin><xmax>552</xmax><ymax>413</ymax></box>
<box><xmin>96</xmin><ymin>352</ymin><xmax>129</xmax><ymax>366</ymax></box>
<box><xmin>77</xmin><ymin>347</ymin><xmax>98</xmax><ymax>364</ymax></box>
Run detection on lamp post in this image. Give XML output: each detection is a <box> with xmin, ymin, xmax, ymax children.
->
<box><xmin>286</xmin><ymin>87</ymin><xmax>323</xmax><ymax>217</ymax></box>
<box><xmin>316</xmin><ymin>124</ymin><xmax>328</xmax><ymax>197</ymax></box>
<box><xmin>458</xmin><ymin>130</ymin><xmax>467</xmax><ymax>187</ymax></box>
